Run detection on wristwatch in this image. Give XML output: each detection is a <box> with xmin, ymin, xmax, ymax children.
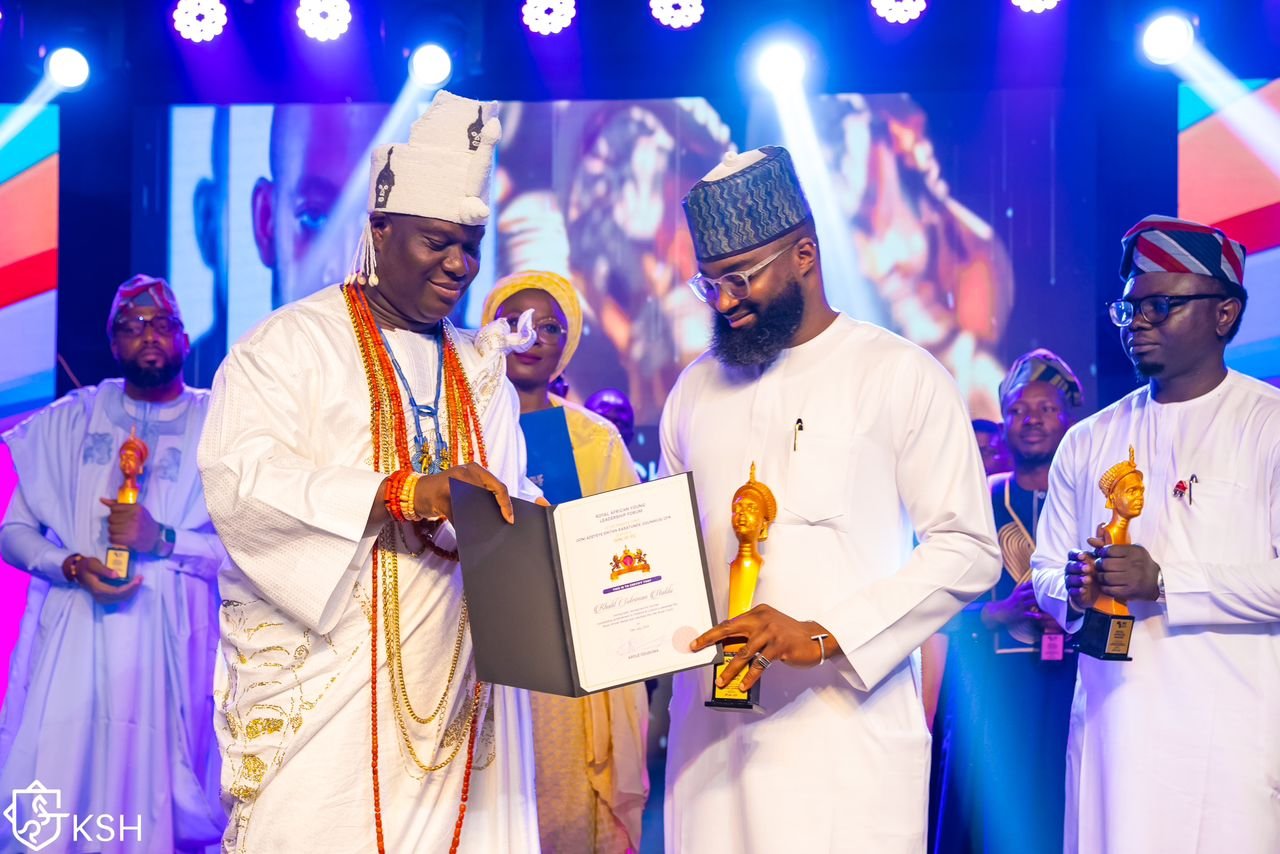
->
<box><xmin>154</xmin><ymin>525</ymin><xmax>177</xmax><ymax>559</ymax></box>
<box><xmin>1156</xmin><ymin>568</ymin><xmax>1166</xmax><ymax>602</ymax></box>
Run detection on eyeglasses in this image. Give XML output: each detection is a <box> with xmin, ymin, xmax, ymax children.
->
<box><xmin>505</xmin><ymin>315</ymin><xmax>566</xmax><ymax>343</ymax></box>
<box><xmin>112</xmin><ymin>314</ymin><xmax>184</xmax><ymax>337</ymax></box>
<box><xmin>1107</xmin><ymin>294</ymin><xmax>1227</xmax><ymax>328</ymax></box>
<box><xmin>687</xmin><ymin>242</ymin><xmax>798</xmax><ymax>305</ymax></box>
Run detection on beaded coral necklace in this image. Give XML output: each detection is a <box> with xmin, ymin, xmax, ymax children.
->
<box><xmin>342</xmin><ymin>281</ymin><xmax>489</xmax><ymax>854</ymax></box>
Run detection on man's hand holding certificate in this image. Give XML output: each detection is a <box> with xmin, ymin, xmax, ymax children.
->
<box><xmin>452</xmin><ymin>472</ymin><xmax>719</xmax><ymax>696</ymax></box>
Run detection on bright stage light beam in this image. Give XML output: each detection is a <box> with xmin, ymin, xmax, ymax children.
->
<box><xmin>0</xmin><ymin>48</ymin><xmax>89</xmax><ymax>150</ymax></box>
<box><xmin>297</xmin><ymin>0</ymin><xmax>352</xmax><ymax>42</ymax></box>
<box><xmin>522</xmin><ymin>0</ymin><xmax>575</xmax><ymax>36</ymax></box>
<box><xmin>1012</xmin><ymin>0</ymin><xmax>1060</xmax><ymax>11</ymax></box>
<box><xmin>1170</xmin><ymin>45</ymin><xmax>1280</xmax><ymax>178</ymax></box>
<box><xmin>1142</xmin><ymin>13</ymin><xmax>1196</xmax><ymax>66</ymax></box>
<box><xmin>755</xmin><ymin>42</ymin><xmax>807</xmax><ymax>93</ymax></box>
<box><xmin>46</xmin><ymin>47</ymin><xmax>90</xmax><ymax>90</ymax></box>
<box><xmin>757</xmin><ymin>47</ymin><xmax>881</xmax><ymax>325</ymax></box>
<box><xmin>173</xmin><ymin>0</ymin><xmax>228</xmax><ymax>44</ymax></box>
<box><xmin>409</xmin><ymin>43</ymin><xmax>452</xmax><ymax>89</ymax></box>
<box><xmin>872</xmin><ymin>0</ymin><xmax>927</xmax><ymax>25</ymax></box>
<box><xmin>651</xmin><ymin>0</ymin><xmax>704</xmax><ymax>29</ymax></box>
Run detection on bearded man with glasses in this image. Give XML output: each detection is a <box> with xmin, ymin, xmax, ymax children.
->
<box><xmin>1031</xmin><ymin>215</ymin><xmax>1280</xmax><ymax>854</ymax></box>
<box><xmin>0</xmin><ymin>275</ymin><xmax>226</xmax><ymax>851</ymax></box>
<box><xmin>658</xmin><ymin>145</ymin><xmax>1000</xmax><ymax>853</ymax></box>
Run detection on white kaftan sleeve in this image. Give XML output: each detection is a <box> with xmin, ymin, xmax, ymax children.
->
<box><xmin>198</xmin><ymin>335</ymin><xmax>386</xmax><ymax>634</ymax></box>
<box><xmin>0</xmin><ymin>487</ymin><xmax>72</xmax><ymax>585</ymax></box>
<box><xmin>817</xmin><ymin>352</ymin><xmax>1001</xmax><ymax>693</ymax></box>
<box><xmin>1158</xmin><ymin>449</ymin><xmax>1280</xmax><ymax>626</ymax></box>
<box><xmin>1031</xmin><ymin>432</ymin><xmax>1086</xmax><ymax>633</ymax></box>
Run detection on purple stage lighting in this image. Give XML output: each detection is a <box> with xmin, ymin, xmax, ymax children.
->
<box><xmin>871</xmin><ymin>0</ymin><xmax>926</xmax><ymax>24</ymax></box>
<box><xmin>297</xmin><ymin>0</ymin><xmax>352</xmax><ymax>42</ymax></box>
<box><xmin>173</xmin><ymin>0</ymin><xmax>227</xmax><ymax>43</ymax></box>
<box><xmin>522</xmin><ymin>0</ymin><xmax>575</xmax><ymax>36</ymax></box>
<box><xmin>651</xmin><ymin>0</ymin><xmax>704</xmax><ymax>29</ymax></box>
<box><xmin>1012</xmin><ymin>0</ymin><xmax>1060</xmax><ymax>11</ymax></box>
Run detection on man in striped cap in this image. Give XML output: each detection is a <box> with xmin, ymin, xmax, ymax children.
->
<box><xmin>1031</xmin><ymin>216</ymin><xmax>1280</xmax><ymax>853</ymax></box>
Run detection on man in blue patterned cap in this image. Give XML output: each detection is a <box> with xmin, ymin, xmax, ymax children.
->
<box><xmin>659</xmin><ymin>146</ymin><xmax>1000</xmax><ymax>852</ymax></box>
<box><xmin>1032</xmin><ymin>215</ymin><xmax>1280</xmax><ymax>853</ymax></box>
<box><xmin>0</xmin><ymin>274</ymin><xmax>226</xmax><ymax>852</ymax></box>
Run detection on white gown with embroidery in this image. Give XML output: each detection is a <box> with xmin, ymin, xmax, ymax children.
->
<box><xmin>198</xmin><ymin>285</ymin><xmax>539</xmax><ymax>853</ymax></box>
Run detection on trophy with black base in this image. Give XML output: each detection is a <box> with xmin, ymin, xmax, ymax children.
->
<box><xmin>1078</xmin><ymin>446</ymin><xmax>1143</xmax><ymax>661</ymax></box>
<box><xmin>104</xmin><ymin>428</ymin><xmax>148</xmax><ymax>584</ymax></box>
<box><xmin>707</xmin><ymin>464</ymin><xmax>776</xmax><ymax>712</ymax></box>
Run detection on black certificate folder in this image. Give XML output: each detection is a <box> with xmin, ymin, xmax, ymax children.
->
<box><xmin>452</xmin><ymin>472</ymin><xmax>720</xmax><ymax>697</ymax></box>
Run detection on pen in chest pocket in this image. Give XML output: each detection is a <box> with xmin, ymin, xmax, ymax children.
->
<box><xmin>793</xmin><ymin>418</ymin><xmax>804</xmax><ymax>451</ymax></box>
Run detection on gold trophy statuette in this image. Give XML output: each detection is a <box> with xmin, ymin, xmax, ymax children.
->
<box><xmin>1078</xmin><ymin>446</ymin><xmax>1143</xmax><ymax>661</ymax></box>
<box><xmin>104</xmin><ymin>428</ymin><xmax>149</xmax><ymax>582</ymax></box>
<box><xmin>707</xmin><ymin>463</ymin><xmax>777</xmax><ymax>712</ymax></box>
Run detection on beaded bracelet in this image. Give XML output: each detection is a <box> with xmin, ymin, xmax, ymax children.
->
<box><xmin>399</xmin><ymin>472</ymin><xmax>423</xmax><ymax>523</ymax></box>
<box><xmin>384</xmin><ymin>470</ymin><xmax>412</xmax><ymax>523</ymax></box>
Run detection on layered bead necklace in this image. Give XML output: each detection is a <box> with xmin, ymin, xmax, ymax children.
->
<box><xmin>342</xmin><ymin>282</ymin><xmax>489</xmax><ymax>854</ymax></box>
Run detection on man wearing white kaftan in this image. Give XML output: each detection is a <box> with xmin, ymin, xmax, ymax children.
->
<box><xmin>198</xmin><ymin>92</ymin><xmax>539</xmax><ymax>853</ymax></box>
<box><xmin>1032</xmin><ymin>216</ymin><xmax>1280</xmax><ymax>854</ymax></box>
<box><xmin>661</xmin><ymin>146</ymin><xmax>1000</xmax><ymax>853</ymax></box>
<box><xmin>0</xmin><ymin>277</ymin><xmax>225</xmax><ymax>853</ymax></box>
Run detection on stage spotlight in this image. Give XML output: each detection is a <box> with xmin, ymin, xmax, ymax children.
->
<box><xmin>409</xmin><ymin>43</ymin><xmax>452</xmax><ymax>88</ymax></box>
<box><xmin>46</xmin><ymin>47</ymin><xmax>90</xmax><ymax>90</ymax></box>
<box><xmin>297</xmin><ymin>0</ymin><xmax>351</xmax><ymax>42</ymax></box>
<box><xmin>755</xmin><ymin>42</ymin><xmax>807</xmax><ymax>92</ymax></box>
<box><xmin>651</xmin><ymin>0</ymin><xmax>703</xmax><ymax>29</ymax></box>
<box><xmin>522</xmin><ymin>0</ymin><xmax>575</xmax><ymax>36</ymax></box>
<box><xmin>1142</xmin><ymin>12</ymin><xmax>1196</xmax><ymax>65</ymax></box>
<box><xmin>871</xmin><ymin>0</ymin><xmax>926</xmax><ymax>24</ymax></box>
<box><xmin>173</xmin><ymin>0</ymin><xmax>228</xmax><ymax>43</ymax></box>
<box><xmin>1012</xmin><ymin>0</ymin><xmax>1060</xmax><ymax>11</ymax></box>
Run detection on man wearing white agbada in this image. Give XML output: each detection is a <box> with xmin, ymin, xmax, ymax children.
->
<box><xmin>199</xmin><ymin>91</ymin><xmax>540</xmax><ymax>853</ymax></box>
<box><xmin>661</xmin><ymin>145</ymin><xmax>1000</xmax><ymax>852</ymax></box>
<box><xmin>0</xmin><ymin>276</ymin><xmax>225</xmax><ymax>854</ymax></box>
<box><xmin>1032</xmin><ymin>215</ymin><xmax>1280</xmax><ymax>854</ymax></box>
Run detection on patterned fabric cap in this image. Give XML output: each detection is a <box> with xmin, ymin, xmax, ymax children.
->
<box><xmin>1119</xmin><ymin>215</ymin><xmax>1247</xmax><ymax>288</ymax></box>
<box><xmin>999</xmin><ymin>348</ymin><xmax>1083</xmax><ymax>410</ymax></box>
<box><xmin>481</xmin><ymin>270</ymin><xmax>583</xmax><ymax>380</ymax></box>
<box><xmin>682</xmin><ymin>146</ymin><xmax>813</xmax><ymax>263</ymax></box>
<box><xmin>107</xmin><ymin>275</ymin><xmax>182</xmax><ymax>334</ymax></box>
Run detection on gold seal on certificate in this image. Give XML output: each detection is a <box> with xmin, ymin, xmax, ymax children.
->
<box><xmin>1078</xmin><ymin>446</ymin><xmax>1143</xmax><ymax>661</ymax></box>
<box><xmin>610</xmin><ymin>547</ymin><xmax>652</xmax><ymax>582</ymax></box>
<box><xmin>707</xmin><ymin>463</ymin><xmax>777</xmax><ymax>711</ymax></box>
<box><xmin>104</xmin><ymin>428</ymin><xmax>148</xmax><ymax>581</ymax></box>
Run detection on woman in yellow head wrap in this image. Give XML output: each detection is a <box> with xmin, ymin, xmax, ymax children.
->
<box><xmin>482</xmin><ymin>271</ymin><xmax>640</xmax><ymax>499</ymax></box>
<box><xmin>482</xmin><ymin>271</ymin><xmax>649</xmax><ymax>853</ymax></box>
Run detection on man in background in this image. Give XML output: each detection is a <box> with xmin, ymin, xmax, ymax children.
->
<box><xmin>972</xmin><ymin>418</ymin><xmax>1011</xmax><ymax>476</ymax></box>
<box><xmin>0</xmin><ymin>276</ymin><xmax>225</xmax><ymax>852</ymax></box>
<box><xmin>933</xmin><ymin>349</ymin><xmax>1083</xmax><ymax>854</ymax></box>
